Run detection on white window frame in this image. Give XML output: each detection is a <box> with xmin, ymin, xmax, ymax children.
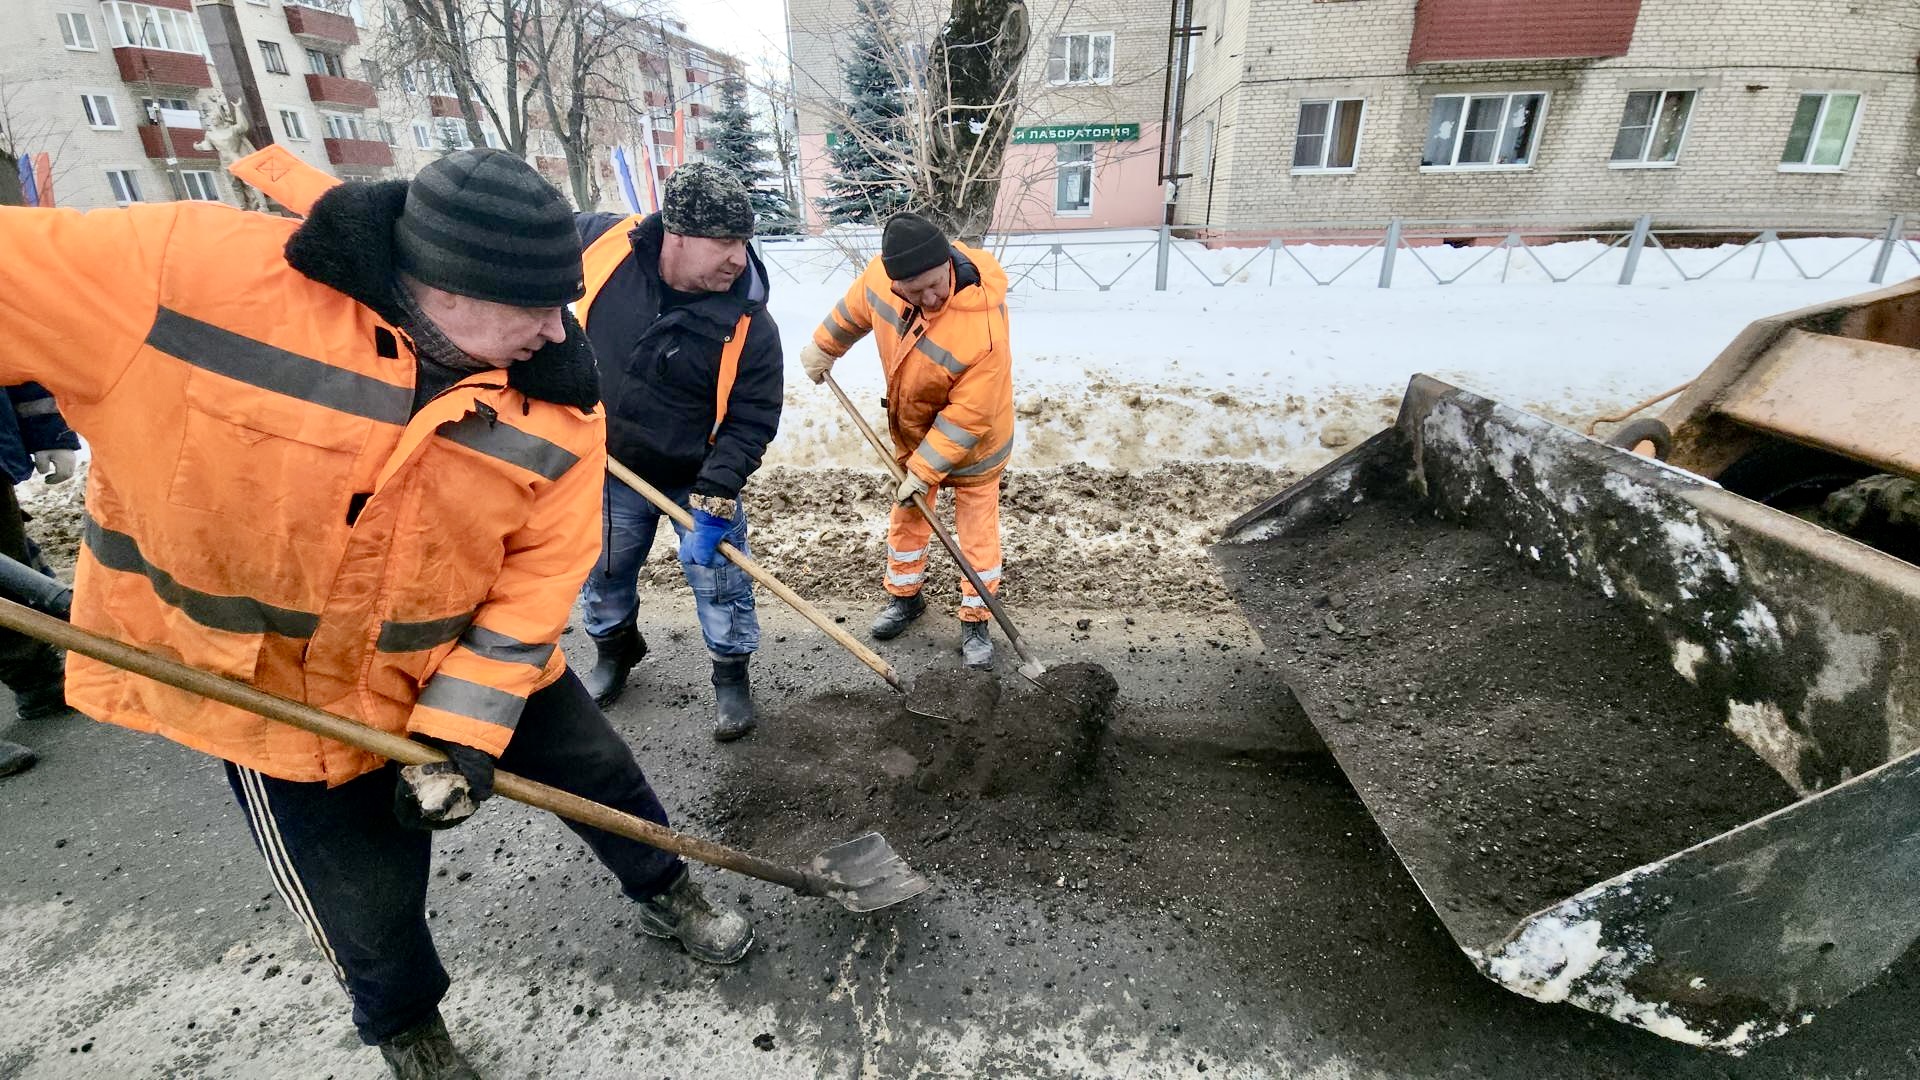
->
<box><xmin>80</xmin><ymin>91</ymin><xmax>120</xmax><ymax>130</ymax></box>
<box><xmin>1609</xmin><ymin>89</ymin><xmax>1697</xmax><ymax>169</ymax></box>
<box><xmin>105</xmin><ymin>168</ymin><xmax>142</xmax><ymax>204</ymax></box>
<box><xmin>380</xmin><ymin>119</ymin><xmax>398</xmax><ymax>146</ymax></box>
<box><xmin>1054</xmin><ymin>141</ymin><xmax>1094</xmax><ymax>216</ymax></box>
<box><xmin>1291</xmin><ymin>98</ymin><xmax>1366</xmax><ymax>174</ymax></box>
<box><xmin>321</xmin><ymin>110</ymin><xmax>366</xmax><ymax>141</ymax></box>
<box><xmin>434</xmin><ymin>116</ymin><xmax>472</xmax><ymax>150</ymax></box>
<box><xmin>410</xmin><ymin>119</ymin><xmax>432</xmax><ymax>149</ymax></box>
<box><xmin>99</xmin><ymin>2</ymin><xmax>208</xmax><ymax>56</ymax></box>
<box><xmin>1420</xmin><ymin>91</ymin><xmax>1549</xmax><ymax>172</ymax></box>
<box><xmin>172</xmin><ymin>169</ymin><xmax>220</xmax><ymax>200</ymax></box>
<box><xmin>1046</xmin><ymin>32</ymin><xmax>1115</xmax><ymax>87</ymax></box>
<box><xmin>259</xmin><ymin>40</ymin><xmax>288</xmax><ymax>75</ymax></box>
<box><xmin>278</xmin><ymin>107</ymin><xmax>309</xmax><ymax>141</ymax></box>
<box><xmin>58</xmin><ymin>11</ymin><xmax>98</xmax><ymax>50</ymax></box>
<box><xmin>305</xmin><ymin>47</ymin><xmax>346</xmax><ymax>78</ymax></box>
<box><xmin>1779</xmin><ymin>91</ymin><xmax>1864</xmax><ymax>173</ymax></box>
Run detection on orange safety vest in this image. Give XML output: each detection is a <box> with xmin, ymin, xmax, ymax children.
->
<box><xmin>579</xmin><ymin>215</ymin><xmax>752</xmax><ymax>443</ymax></box>
<box><xmin>811</xmin><ymin>246</ymin><xmax>1015</xmax><ymax>487</ymax></box>
<box><xmin>0</xmin><ymin>155</ymin><xmax>606</xmax><ymax>784</ymax></box>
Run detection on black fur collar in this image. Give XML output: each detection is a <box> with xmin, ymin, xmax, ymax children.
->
<box><xmin>283</xmin><ymin>180</ymin><xmax>600</xmax><ymax>412</ymax></box>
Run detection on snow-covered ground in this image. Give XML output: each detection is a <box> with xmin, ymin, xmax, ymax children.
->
<box><xmin>760</xmin><ymin>265</ymin><xmax>1881</xmax><ymax>476</ymax></box>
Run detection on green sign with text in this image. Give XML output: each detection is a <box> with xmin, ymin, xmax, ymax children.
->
<box><xmin>1011</xmin><ymin>123</ymin><xmax>1140</xmax><ymax>144</ymax></box>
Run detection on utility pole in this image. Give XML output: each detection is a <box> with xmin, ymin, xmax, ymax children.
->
<box><xmin>136</xmin><ymin>49</ymin><xmax>190</xmax><ymax>200</ymax></box>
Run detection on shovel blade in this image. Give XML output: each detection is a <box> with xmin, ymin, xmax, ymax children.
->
<box><xmin>808</xmin><ymin>831</ymin><xmax>930</xmax><ymax>912</ymax></box>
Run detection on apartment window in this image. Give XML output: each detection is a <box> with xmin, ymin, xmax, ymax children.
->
<box><xmin>1293</xmin><ymin>99</ymin><xmax>1364</xmax><ymax>172</ymax></box>
<box><xmin>1611</xmin><ymin>90</ymin><xmax>1695</xmax><ymax>166</ymax></box>
<box><xmin>434</xmin><ymin>117</ymin><xmax>472</xmax><ymax>150</ymax></box>
<box><xmin>411</xmin><ymin>120</ymin><xmax>432</xmax><ymax>149</ymax></box>
<box><xmin>306</xmin><ymin>48</ymin><xmax>347</xmax><ymax>78</ymax></box>
<box><xmin>1055</xmin><ymin>142</ymin><xmax>1093</xmax><ymax>214</ymax></box>
<box><xmin>381</xmin><ymin>120</ymin><xmax>398</xmax><ymax>146</ymax></box>
<box><xmin>480</xmin><ymin>127</ymin><xmax>501</xmax><ymax>149</ymax></box>
<box><xmin>81</xmin><ymin>92</ymin><xmax>119</xmax><ymax>130</ymax></box>
<box><xmin>1047</xmin><ymin>32</ymin><xmax>1114</xmax><ymax>86</ymax></box>
<box><xmin>1422</xmin><ymin>92</ymin><xmax>1547</xmax><ymax>169</ymax></box>
<box><xmin>259</xmin><ymin>40</ymin><xmax>288</xmax><ymax>74</ymax></box>
<box><xmin>400</xmin><ymin>68</ymin><xmax>417</xmax><ymax>93</ymax></box>
<box><xmin>100</xmin><ymin>2</ymin><xmax>206</xmax><ymax>55</ymax></box>
<box><xmin>279</xmin><ymin>108</ymin><xmax>308</xmax><ymax>140</ymax></box>
<box><xmin>1780</xmin><ymin>92</ymin><xmax>1862</xmax><ymax>171</ymax></box>
<box><xmin>170</xmin><ymin>169</ymin><xmax>220</xmax><ymax>200</ymax></box>
<box><xmin>105</xmin><ymin>169</ymin><xmax>142</xmax><ymax>204</ymax></box>
<box><xmin>322</xmin><ymin>111</ymin><xmax>366</xmax><ymax>140</ymax></box>
<box><xmin>362</xmin><ymin>59</ymin><xmax>383</xmax><ymax>88</ymax></box>
<box><xmin>57</xmin><ymin>11</ymin><xmax>97</xmax><ymax>50</ymax></box>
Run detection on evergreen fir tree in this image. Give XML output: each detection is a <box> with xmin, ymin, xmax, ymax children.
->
<box><xmin>708</xmin><ymin>76</ymin><xmax>799</xmax><ymax>234</ymax></box>
<box><xmin>819</xmin><ymin>0</ymin><xmax>912</xmax><ymax>225</ymax></box>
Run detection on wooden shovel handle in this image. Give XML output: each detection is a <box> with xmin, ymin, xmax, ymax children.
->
<box><xmin>0</xmin><ymin>597</ymin><xmax>829</xmax><ymax>896</ymax></box>
<box><xmin>603</xmin><ymin>460</ymin><xmax>906</xmax><ymax>694</ymax></box>
<box><xmin>819</xmin><ymin>372</ymin><xmax>1044</xmax><ymax>671</ymax></box>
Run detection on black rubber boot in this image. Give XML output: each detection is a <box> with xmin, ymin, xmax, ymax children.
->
<box><xmin>377</xmin><ymin>1011</ymin><xmax>480</xmax><ymax>1080</ymax></box>
<box><xmin>0</xmin><ymin>738</ymin><xmax>35</xmax><ymax>779</ymax></box>
<box><xmin>711</xmin><ymin>657</ymin><xmax>755</xmax><ymax>742</ymax></box>
<box><xmin>582</xmin><ymin>623</ymin><xmax>647</xmax><ymax>708</ymax></box>
<box><xmin>10</xmin><ymin>657</ymin><xmax>71</xmax><ymax>723</ymax></box>
<box><xmin>636</xmin><ymin>866</ymin><xmax>753</xmax><ymax>964</ymax></box>
<box><xmin>869</xmin><ymin>593</ymin><xmax>926</xmax><ymax>641</ymax></box>
<box><xmin>960</xmin><ymin>621</ymin><xmax>994</xmax><ymax>669</ymax></box>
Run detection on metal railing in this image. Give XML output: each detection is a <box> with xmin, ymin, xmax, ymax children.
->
<box><xmin>752</xmin><ymin>212</ymin><xmax>1920</xmax><ymax>292</ymax></box>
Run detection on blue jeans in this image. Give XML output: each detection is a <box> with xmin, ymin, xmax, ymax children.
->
<box><xmin>580</xmin><ymin>475</ymin><xmax>759</xmax><ymax>658</ymax></box>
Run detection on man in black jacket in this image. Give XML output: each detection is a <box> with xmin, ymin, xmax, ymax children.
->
<box><xmin>575</xmin><ymin>165</ymin><xmax>782</xmax><ymax>740</ymax></box>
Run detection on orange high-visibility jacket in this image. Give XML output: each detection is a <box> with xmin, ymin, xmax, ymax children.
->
<box><xmin>811</xmin><ymin>245</ymin><xmax>1014</xmax><ymax>487</ymax></box>
<box><xmin>0</xmin><ymin>166</ymin><xmax>605</xmax><ymax>785</ymax></box>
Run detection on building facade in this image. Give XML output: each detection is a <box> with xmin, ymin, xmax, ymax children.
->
<box><xmin>1174</xmin><ymin>0</ymin><xmax>1920</xmax><ymax>230</ymax></box>
<box><xmin>3</xmin><ymin>0</ymin><xmax>740</xmax><ymax>212</ymax></box>
<box><xmin>786</xmin><ymin>0</ymin><xmax>1173</xmax><ymax>232</ymax></box>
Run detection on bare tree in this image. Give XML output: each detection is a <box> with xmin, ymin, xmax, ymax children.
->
<box><xmin>524</xmin><ymin>0</ymin><xmax>655</xmax><ymax>209</ymax></box>
<box><xmin>380</xmin><ymin>0</ymin><xmax>502</xmax><ymax>149</ymax></box>
<box><xmin>0</xmin><ymin>76</ymin><xmax>79</xmax><ymax>206</ymax></box>
<box><xmin>918</xmin><ymin>0</ymin><xmax>1029</xmax><ymax>241</ymax></box>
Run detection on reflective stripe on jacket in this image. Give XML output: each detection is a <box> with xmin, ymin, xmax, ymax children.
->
<box><xmin>810</xmin><ymin>245</ymin><xmax>1014</xmax><ymax>487</ymax></box>
<box><xmin>0</xmin><ymin>166</ymin><xmax>605</xmax><ymax>785</ymax></box>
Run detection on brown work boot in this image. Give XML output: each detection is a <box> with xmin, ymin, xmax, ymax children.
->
<box><xmin>378</xmin><ymin>1011</ymin><xmax>480</xmax><ymax>1080</ymax></box>
<box><xmin>636</xmin><ymin>867</ymin><xmax>753</xmax><ymax>964</ymax></box>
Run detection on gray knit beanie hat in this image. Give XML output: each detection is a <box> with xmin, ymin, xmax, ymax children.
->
<box><xmin>660</xmin><ymin>162</ymin><xmax>755</xmax><ymax>240</ymax></box>
<box><xmin>395</xmin><ymin>148</ymin><xmax>585</xmax><ymax>306</ymax></box>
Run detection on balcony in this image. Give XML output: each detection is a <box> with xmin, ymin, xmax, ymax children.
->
<box><xmin>428</xmin><ymin>94</ymin><xmax>462</xmax><ymax>118</ymax></box>
<box><xmin>285</xmin><ymin>4</ymin><xmax>360</xmax><ymax>46</ymax></box>
<box><xmin>138</xmin><ymin>124</ymin><xmax>219</xmax><ymax>161</ymax></box>
<box><xmin>1409</xmin><ymin>0</ymin><xmax>1642</xmax><ymax>64</ymax></box>
<box><xmin>306</xmin><ymin>73</ymin><xmax>379</xmax><ymax>108</ymax></box>
<box><xmin>325</xmin><ymin>137</ymin><xmax>394</xmax><ymax>168</ymax></box>
<box><xmin>113</xmin><ymin>47</ymin><xmax>213</xmax><ymax>89</ymax></box>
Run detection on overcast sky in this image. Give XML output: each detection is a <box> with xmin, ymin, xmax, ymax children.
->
<box><xmin>673</xmin><ymin>0</ymin><xmax>794</xmax><ymax>80</ymax></box>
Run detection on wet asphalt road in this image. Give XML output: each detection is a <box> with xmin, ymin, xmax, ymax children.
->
<box><xmin>2</xmin><ymin>596</ymin><xmax>1919</xmax><ymax>1078</ymax></box>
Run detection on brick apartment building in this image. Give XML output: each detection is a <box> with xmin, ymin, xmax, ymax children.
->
<box><xmin>1173</xmin><ymin>0</ymin><xmax>1920</xmax><ymax>230</ymax></box>
<box><xmin>786</xmin><ymin>0</ymin><xmax>1174</xmax><ymax>231</ymax></box>
<box><xmin>4</xmin><ymin>0</ymin><xmax>738</xmax><ymax>212</ymax></box>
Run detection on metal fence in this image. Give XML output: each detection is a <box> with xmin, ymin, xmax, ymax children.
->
<box><xmin>753</xmin><ymin>212</ymin><xmax>1920</xmax><ymax>292</ymax></box>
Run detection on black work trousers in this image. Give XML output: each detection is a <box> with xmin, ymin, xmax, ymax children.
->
<box><xmin>0</xmin><ymin>480</ymin><xmax>61</xmax><ymax>695</ymax></box>
<box><xmin>224</xmin><ymin>668</ymin><xmax>683</xmax><ymax>1044</ymax></box>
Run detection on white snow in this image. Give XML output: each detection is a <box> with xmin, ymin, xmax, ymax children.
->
<box><xmin>760</xmin><ymin>235</ymin><xmax>1881</xmax><ymax>474</ymax></box>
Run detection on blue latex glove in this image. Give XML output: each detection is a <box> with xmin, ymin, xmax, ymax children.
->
<box><xmin>679</xmin><ymin>508</ymin><xmax>731</xmax><ymax>568</ymax></box>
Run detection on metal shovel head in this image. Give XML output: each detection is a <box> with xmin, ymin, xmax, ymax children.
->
<box><xmin>808</xmin><ymin>831</ymin><xmax>929</xmax><ymax>912</ymax></box>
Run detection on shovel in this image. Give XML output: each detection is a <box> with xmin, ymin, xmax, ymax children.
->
<box><xmin>603</xmin><ymin>459</ymin><xmax>955</xmax><ymax>721</ymax></box>
<box><xmin>0</xmin><ymin>590</ymin><xmax>927</xmax><ymax>913</ymax></box>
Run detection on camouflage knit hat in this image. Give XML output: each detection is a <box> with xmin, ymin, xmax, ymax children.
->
<box><xmin>660</xmin><ymin>162</ymin><xmax>755</xmax><ymax>240</ymax></box>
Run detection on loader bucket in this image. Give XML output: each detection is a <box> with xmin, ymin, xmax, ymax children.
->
<box><xmin>1213</xmin><ymin>375</ymin><xmax>1920</xmax><ymax>1054</ymax></box>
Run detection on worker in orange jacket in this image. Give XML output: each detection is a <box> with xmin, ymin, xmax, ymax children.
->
<box><xmin>800</xmin><ymin>213</ymin><xmax>1015</xmax><ymax>668</ymax></box>
<box><xmin>0</xmin><ymin>147</ymin><xmax>750</xmax><ymax>1078</ymax></box>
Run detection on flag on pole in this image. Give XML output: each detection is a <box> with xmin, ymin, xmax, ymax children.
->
<box><xmin>32</xmin><ymin>153</ymin><xmax>53</xmax><ymax>207</ymax></box>
<box><xmin>17</xmin><ymin>155</ymin><xmax>38</xmax><ymax>207</ymax></box>
<box><xmin>610</xmin><ymin>145</ymin><xmax>641</xmax><ymax>214</ymax></box>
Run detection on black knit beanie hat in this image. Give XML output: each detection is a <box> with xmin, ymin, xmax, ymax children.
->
<box><xmin>881</xmin><ymin>212</ymin><xmax>949</xmax><ymax>281</ymax></box>
<box><xmin>395</xmin><ymin>148</ymin><xmax>584</xmax><ymax>307</ymax></box>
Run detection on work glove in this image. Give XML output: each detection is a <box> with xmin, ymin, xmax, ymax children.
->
<box><xmin>800</xmin><ymin>342</ymin><xmax>835</xmax><ymax>385</ymax></box>
<box><xmin>31</xmin><ymin>449</ymin><xmax>76</xmax><ymax>485</ymax></box>
<box><xmin>679</xmin><ymin>495</ymin><xmax>734</xmax><ymax>569</ymax></box>
<box><xmin>393</xmin><ymin>735</ymin><xmax>496</xmax><ymax>831</ymax></box>
<box><xmin>895</xmin><ymin>473</ymin><xmax>929</xmax><ymax>506</ymax></box>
